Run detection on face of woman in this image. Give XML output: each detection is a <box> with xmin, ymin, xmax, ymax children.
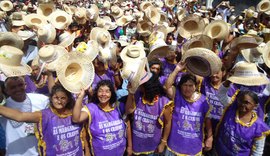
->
<box><xmin>237</xmin><ymin>94</ymin><xmax>257</xmax><ymax>114</ymax></box>
<box><xmin>210</xmin><ymin>70</ymin><xmax>223</xmax><ymax>84</ymax></box>
<box><xmin>97</xmin><ymin>85</ymin><xmax>112</xmax><ymax>105</ymax></box>
<box><xmin>180</xmin><ymin>80</ymin><xmax>196</xmax><ymax>99</ymax></box>
<box><xmin>52</xmin><ymin>91</ymin><xmax>69</xmax><ymax>110</ymax></box>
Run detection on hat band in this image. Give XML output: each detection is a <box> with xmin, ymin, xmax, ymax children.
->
<box><xmin>233</xmin><ymin>71</ymin><xmax>262</xmax><ymax>77</ymax></box>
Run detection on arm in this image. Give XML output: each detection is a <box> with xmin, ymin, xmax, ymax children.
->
<box><xmin>251</xmin><ymin>137</ymin><xmax>266</xmax><ymax>156</ymax></box>
<box><xmin>217</xmin><ymin>80</ymin><xmax>232</xmax><ymax>107</ymax></box>
<box><xmin>156</xmin><ymin>105</ymin><xmax>173</xmax><ymax>153</ymax></box>
<box><xmin>165</xmin><ymin>62</ymin><xmax>185</xmax><ymax>99</ymax></box>
<box><xmin>125</xmin><ymin>92</ymin><xmax>136</xmax><ymax>115</ymax></box>
<box><xmin>126</xmin><ymin>118</ymin><xmax>133</xmax><ymax>156</ymax></box>
<box><xmin>45</xmin><ymin>71</ymin><xmax>55</xmax><ymax>93</ymax></box>
<box><xmin>72</xmin><ymin>89</ymin><xmax>89</xmax><ymax>123</ymax></box>
<box><xmin>0</xmin><ymin>105</ymin><xmax>41</xmax><ymax>123</ymax></box>
<box><xmin>204</xmin><ymin>118</ymin><xmax>213</xmax><ymax>151</ymax></box>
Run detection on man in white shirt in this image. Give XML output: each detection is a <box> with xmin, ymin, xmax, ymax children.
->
<box><xmin>0</xmin><ymin>76</ymin><xmax>48</xmax><ymax>156</ymax></box>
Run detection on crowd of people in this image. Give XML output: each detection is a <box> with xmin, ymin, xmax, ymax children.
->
<box><xmin>0</xmin><ymin>0</ymin><xmax>270</xmax><ymax>156</ymax></box>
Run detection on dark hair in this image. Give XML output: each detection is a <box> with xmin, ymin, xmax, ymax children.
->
<box><xmin>142</xmin><ymin>73</ymin><xmax>163</xmax><ymax>102</ymax></box>
<box><xmin>237</xmin><ymin>90</ymin><xmax>259</xmax><ymax>105</ymax></box>
<box><xmin>149</xmin><ymin>59</ymin><xmax>164</xmax><ymax>76</ymax></box>
<box><xmin>49</xmin><ymin>84</ymin><xmax>75</xmax><ymax>110</ymax></box>
<box><xmin>166</xmin><ymin>33</ymin><xmax>175</xmax><ymax>40</ymax></box>
<box><xmin>177</xmin><ymin>74</ymin><xmax>197</xmax><ymax>89</ymax></box>
<box><xmin>92</xmin><ymin>80</ymin><xmax>117</xmax><ymax>106</ymax></box>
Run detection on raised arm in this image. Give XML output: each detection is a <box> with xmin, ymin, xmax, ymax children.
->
<box><xmin>72</xmin><ymin>89</ymin><xmax>89</xmax><ymax>123</ymax></box>
<box><xmin>125</xmin><ymin>92</ymin><xmax>136</xmax><ymax>115</ymax></box>
<box><xmin>165</xmin><ymin>62</ymin><xmax>186</xmax><ymax>99</ymax></box>
<box><xmin>0</xmin><ymin>105</ymin><xmax>41</xmax><ymax>123</ymax></box>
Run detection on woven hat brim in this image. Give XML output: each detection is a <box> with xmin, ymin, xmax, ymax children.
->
<box><xmin>59</xmin><ymin>32</ymin><xmax>76</xmax><ymax>48</ymax></box>
<box><xmin>228</xmin><ymin>75</ymin><xmax>269</xmax><ymax>86</ymax></box>
<box><xmin>0</xmin><ymin>64</ymin><xmax>32</xmax><ymax>77</ymax></box>
<box><xmin>56</xmin><ymin>52</ymin><xmax>95</xmax><ymax>94</ymax></box>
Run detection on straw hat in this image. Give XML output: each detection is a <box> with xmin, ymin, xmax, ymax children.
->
<box><xmin>111</xmin><ymin>5</ymin><xmax>124</xmax><ymax>20</ymax></box>
<box><xmin>257</xmin><ymin>0</ymin><xmax>270</xmax><ymax>12</ymax></box>
<box><xmin>63</xmin><ymin>4</ymin><xmax>76</xmax><ymax>15</ymax></box>
<box><xmin>58</xmin><ymin>31</ymin><xmax>76</xmax><ymax>48</ymax></box>
<box><xmin>148</xmin><ymin>31</ymin><xmax>169</xmax><ymax>60</ymax></box>
<box><xmin>165</xmin><ymin>0</ymin><xmax>175</xmax><ymax>9</ymax></box>
<box><xmin>228</xmin><ymin>61</ymin><xmax>269</xmax><ymax>86</ymax></box>
<box><xmin>203</xmin><ymin>20</ymin><xmax>229</xmax><ymax>41</ymax></box>
<box><xmin>145</xmin><ymin>6</ymin><xmax>160</xmax><ymax>24</ymax></box>
<box><xmin>182</xmin><ymin>47</ymin><xmax>222</xmax><ymax>77</ymax></box>
<box><xmin>17</xmin><ymin>30</ymin><xmax>36</xmax><ymax>41</ymax></box>
<box><xmin>38</xmin><ymin>45</ymin><xmax>68</xmax><ymax>71</ymax></box>
<box><xmin>120</xmin><ymin>44</ymin><xmax>146</xmax><ymax>62</ymax></box>
<box><xmin>24</xmin><ymin>13</ymin><xmax>48</xmax><ymax>29</ymax></box>
<box><xmin>244</xmin><ymin>29</ymin><xmax>264</xmax><ymax>44</ymax></box>
<box><xmin>86</xmin><ymin>4</ymin><xmax>99</xmax><ymax>22</ymax></box>
<box><xmin>140</xmin><ymin>1</ymin><xmax>152</xmax><ymax>11</ymax></box>
<box><xmin>0</xmin><ymin>32</ymin><xmax>24</xmax><ymax>49</ymax></box>
<box><xmin>243</xmin><ymin>6</ymin><xmax>256</xmax><ymax>18</ymax></box>
<box><xmin>0</xmin><ymin>10</ymin><xmax>6</xmax><ymax>20</ymax></box>
<box><xmin>230</xmin><ymin>36</ymin><xmax>259</xmax><ymax>50</ymax></box>
<box><xmin>137</xmin><ymin>21</ymin><xmax>153</xmax><ymax>36</ymax></box>
<box><xmin>49</xmin><ymin>10</ymin><xmax>72</xmax><ymax>30</ymax></box>
<box><xmin>262</xmin><ymin>41</ymin><xmax>270</xmax><ymax>68</ymax></box>
<box><xmin>103</xmin><ymin>0</ymin><xmax>111</xmax><ymax>10</ymax></box>
<box><xmin>90</xmin><ymin>27</ymin><xmax>111</xmax><ymax>48</ymax></box>
<box><xmin>37</xmin><ymin>24</ymin><xmax>56</xmax><ymax>44</ymax></box>
<box><xmin>177</xmin><ymin>7</ymin><xmax>186</xmax><ymax>22</ymax></box>
<box><xmin>178</xmin><ymin>14</ymin><xmax>205</xmax><ymax>39</ymax></box>
<box><xmin>96</xmin><ymin>16</ymin><xmax>115</xmax><ymax>30</ymax></box>
<box><xmin>115</xmin><ymin>35</ymin><xmax>129</xmax><ymax>47</ymax></box>
<box><xmin>182</xmin><ymin>35</ymin><xmax>213</xmax><ymax>54</ymax></box>
<box><xmin>0</xmin><ymin>45</ymin><xmax>32</xmax><ymax>77</ymax></box>
<box><xmin>0</xmin><ymin>0</ymin><xmax>13</xmax><ymax>12</ymax></box>
<box><xmin>74</xmin><ymin>7</ymin><xmax>87</xmax><ymax>24</ymax></box>
<box><xmin>76</xmin><ymin>40</ymin><xmax>99</xmax><ymax>62</ymax></box>
<box><xmin>37</xmin><ymin>3</ymin><xmax>55</xmax><ymax>20</ymax></box>
<box><xmin>121</xmin><ymin>57</ymin><xmax>152</xmax><ymax>94</ymax></box>
<box><xmin>10</xmin><ymin>12</ymin><xmax>25</xmax><ymax>26</ymax></box>
<box><xmin>241</xmin><ymin>43</ymin><xmax>265</xmax><ymax>64</ymax></box>
<box><xmin>116</xmin><ymin>15</ymin><xmax>133</xmax><ymax>26</ymax></box>
<box><xmin>56</xmin><ymin>51</ymin><xmax>95</xmax><ymax>93</ymax></box>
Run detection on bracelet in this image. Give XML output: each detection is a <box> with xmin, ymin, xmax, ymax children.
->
<box><xmin>114</xmin><ymin>73</ymin><xmax>119</xmax><ymax>76</ymax></box>
<box><xmin>161</xmin><ymin>139</ymin><xmax>167</xmax><ymax>143</ymax></box>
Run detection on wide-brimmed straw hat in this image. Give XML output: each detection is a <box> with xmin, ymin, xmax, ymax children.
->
<box><xmin>228</xmin><ymin>61</ymin><xmax>269</xmax><ymax>86</ymax></box>
<box><xmin>178</xmin><ymin>14</ymin><xmax>205</xmax><ymax>39</ymax></box>
<box><xmin>121</xmin><ymin>57</ymin><xmax>152</xmax><ymax>94</ymax></box>
<box><xmin>182</xmin><ymin>47</ymin><xmax>222</xmax><ymax>77</ymax></box>
<box><xmin>182</xmin><ymin>35</ymin><xmax>213</xmax><ymax>54</ymax></box>
<box><xmin>230</xmin><ymin>36</ymin><xmax>259</xmax><ymax>50</ymax></box>
<box><xmin>111</xmin><ymin>5</ymin><xmax>124</xmax><ymax>20</ymax></box>
<box><xmin>56</xmin><ymin>51</ymin><xmax>95</xmax><ymax>93</ymax></box>
<box><xmin>145</xmin><ymin>6</ymin><xmax>160</xmax><ymax>24</ymax></box>
<box><xmin>0</xmin><ymin>0</ymin><xmax>13</xmax><ymax>12</ymax></box>
<box><xmin>49</xmin><ymin>10</ymin><xmax>72</xmax><ymax>30</ymax></box>
<box><xmin>24</xmin><ymin>13</ymin><xmax>48</xmax><ymax>29</ymax></box>
<box><xmin>63</xmin><ymin>5</ymin><xmax>76</xmax><ymax>15</ymax></box>
<box><xmin>257</xmin><ymin>0</ymin><xmax>270</xmax><ymax>12</ymax></box>
<box><xmin>74</xmin><ymin>7</ymin><xmax>87</xmax><ymax>24</ymax></box>
<box><xmin>262</xmin><ymin>41</ymin><xmax>270</xmax><ymax>68</ymax></box>
<box><xmin>0</xmin><ymin>45</ymin><xmax>32</xmax><ymax>77</ymax></box>
<box><xmin>38</xmin><ymin>44</ymin><xmax>68</xmax><ymax>71</ymax></box>
<box><xmin>165</xmin><ymin>0</ymin><xmax>175</xmax><ymax>8</ymax></box>
<box><xmin>37</xmin><ymin>23</ymin><xmax>56</xmax><ymax>44</ymax></box>
<box><xmin>90</xmin><ymin>27</ymin><xmax>111</xmax><ymax>48</ymax></box>
<box><xmin>116</xmin><ymin>15</ymin><xmax>133</xmax><ymax>26</ymax></box>
<box><xmin>0</xmin><ymin>32</ymin><xmax>24</xmax><ymax>49</ymax></box>
<box><xmin>37</xmin><ymin>3</ymin><xmax>55</xmax><ymax>20</ymax></box>
<box><xmin>115</xmin><ymin>35</ymin><xmax>129</xmax><ymax>47</ymax></box>
<box><xmin>148</xmin><ymin>31</ymin><xmax>169</xmax><ymax>60</ymax></box>
<box><xmin>10</xmin><ymin>12</ymin><xmax>25</xmax><ymax>26</ymax></box>
<box><xmin>137</xmin><ymin>20</ymin><xmax>153</xmax><ymax>36</ymax></box>
<box><xmin>140</xmin><ymin>1</ymin><xmax>152</xmax><ymax>11</ymax></box>
<box><xmin>76</xmin><ymin>40</ymin><xmax>99</xmax><ymax>62</ymax></box>
<box><xmin>17</xmin><ymin>30</ymin><xmax>36</xmax><ymax>41</ymax></box>
<box><xmin>58</xmin><ymin>31</ymin><xmax>76</xmax><ymax>48</ymax></box>
<box><xmin>120</xmin><ymin>44</ymin><xmax>146</xmax><ymax>62</ymax></box>
<box><xmin>86</xmin><ymin>4</ymin><xmax>99</xmax><ymax>22</ymax></box>
<box><xmin>244</xmin><ymin>29</ymin><xmax>264</xmax><ymax>44</ymax></box>
<box><xmin>203</xmin><ymin>20</ymin><xmax>229</xmax><ymax>41</ymax></box>
<box><xmin>177</xmin><ymin>7</ymin><xmax>186</xmax><ymax>21</ymax></box>
<box><xmin>96</xmin><ymin>16</ymin><xmax>116</xmax><ymax>30</ymax></box>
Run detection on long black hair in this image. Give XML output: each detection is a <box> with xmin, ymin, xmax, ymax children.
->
<box><xmin>142</xmin><ymin>73</ymin><xmax>163</xmax><ymax>102</ymax></box>
<box><xmin>92</xmin><ymin>80</ymin><xmax>117</xmax><ymax>106</ymax></box>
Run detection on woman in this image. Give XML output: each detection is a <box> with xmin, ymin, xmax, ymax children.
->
<box><xmin>164</xmin><ymin>62</ymin><xmax>213</xmax><ymax>155</ymax></box>
<box><xmin>0</xmin><ymin>84</ymin><xmax>85</xmax><ymax>156</ymax></box>
<box><xmin>126</xmin><ymin>73</ymin><xmax>173</xmax><ymax>155</ymax></box>
<box><xmin>215</xmin><ymin>90</ymin><xmax>270</xmax><ymax>155</ymax></box>
<box><xmin>72</xmin><ymin>80</ymin><xmax>131</xmax><ymax>156</ymax></box>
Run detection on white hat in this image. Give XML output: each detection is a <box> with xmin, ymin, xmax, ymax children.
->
<box><xmin>23</xmin><ymin>13</ymin><xmax>48</xmax><ymax>29</ymax></box>
<box><xmin>0</xmin><ymin>32</ymin><xmax>24</xmax><ymax>49</ymax></box>
<box><xmin>0</xmin><ymin>0</ymin><xmax>13</xmax><ymax>12</ymax></box>
<box><xmin>203</xmin><ymin>20</ymin><xmax>229</xmax><ymax>41</ymax></box>
<box><xmin>111</xmin><ymin>5</ymin><xmax>124</xmax><ymax>20</ymax></box>
<box><xmin>58</xmin><ymin>31</ymin><xmax>76</xmax><ymax>48</ymax></box>
<box><xmin>90</xmin><ymin>27</ymin><xmax>111</xmax><ymax>48</ymax></box>
<box><xmin>145</xmin><ymin>5</ymin><xmax>160</xmax><ymax>25</ymax></box>
<box><xmin>86</xmin><ymin>4</ymin><xmax>99</xmax><ymax>22</ymax></box>
<box><xmin>120</xmin><ymin>44</ymin><xmax>146</xmax><ymax>63</ymax></box>
<box><xmin>56</xmin><ymin>51</ymin><xmax>95</xmax><ymax>93</ymax></box>
<box><xmin>37</xmin><ymin>24</ymin><xmax>56</xmax><ymax>44</ymax></box>
<box><xmin>148</xmin><ymin>31</ymin><xmax>169</xmax><ymax>60</ymax></box>
<box><xmin>17</xmin><ymin>30</ymin><xmax>36</xmax><ymax>41</ymax></box>
<box><xmin>37</xmin><ymin>3</ymin><xmax>55</xmax><ymax>20</ymax></box>
<box><xmin>10</xmin><ymin>12</ymin><xmax>25</xmax><ymax>26</ymax></box>
<box><xmin>49</xmin><ymin>10</ymin><xmax>73</xmax><ymax>30</ymax></box>
<box><xmin>0</xmin><ymin>45</ymin><xmax>32</xmax><ymax>77</ymax></box>
<box><xmin>115</xmin><ymin>35</ymin><xmax>129</xmax><ymax>47</ymax></box>
<box><xmin>76</xmin><ymin>40</ymin><xmax>99</xmax><ymax>62</ymax></box>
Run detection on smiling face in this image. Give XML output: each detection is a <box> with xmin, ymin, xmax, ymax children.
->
<box><xmin>180</xmin><ymin>80</ymin><xmax>196</xmax><ymax>99</ymax></box>
<box><xmin>51</xmin><ymin>91</ymin><xmax>69</xmax><ymax>111</ymax></box>
<box><xmin>97</xmin><ymin>85</ymin><xmax>112</xmax><ymax>105</ymax></box>
<box><xmin>237</xmin><ymin>94</ymin><xmax>257</xmax><ymax>114</ymax></box>
<box><xmin>5</xmin><ymin>77</ymin><xmax>26</xmax><ymax>102</ymax></box>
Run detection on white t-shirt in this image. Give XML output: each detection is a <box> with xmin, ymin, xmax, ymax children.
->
<box><xmin>0</xmin><ymin>93</ymin><xmax>49</xmax><ymax>156</ymax></box>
